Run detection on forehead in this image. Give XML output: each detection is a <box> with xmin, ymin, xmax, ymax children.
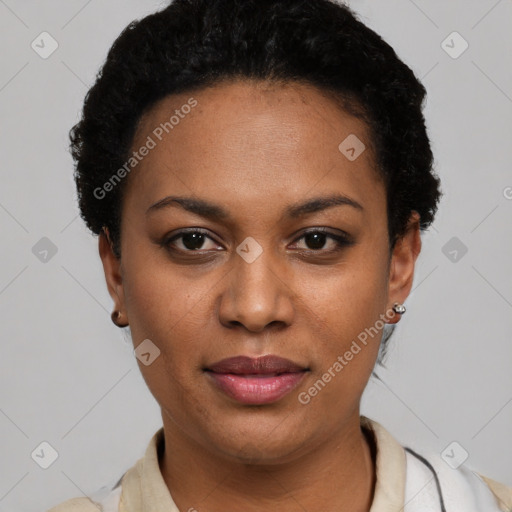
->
<box><xmin>123</xmin><ymin>79</ymin><xmax>383</xmax><ymax>221</ymax></box>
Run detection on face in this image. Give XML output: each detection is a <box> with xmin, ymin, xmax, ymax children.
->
<box><xmin>100</xmin><ymin>79</ymin><xmax>420</xmax><ymax>464</ymax></box>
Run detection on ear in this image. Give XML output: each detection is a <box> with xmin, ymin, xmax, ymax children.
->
<box><xmin>98</xmin><ymin>227</ymin><xmax>127</xmax><ymax>316</ymax></box>
<box><xmin>386</xmin><ymin>211</ymin><xmax>422</xmax><ymax>324</ymax></box>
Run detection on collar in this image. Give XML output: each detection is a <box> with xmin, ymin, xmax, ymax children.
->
<box><xmin>118</xmin><ymin>415</ymin><xmax>406</xmax><ymax>512</ymax></box>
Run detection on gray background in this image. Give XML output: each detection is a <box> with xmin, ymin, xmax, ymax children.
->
<box><xmin>0</xmin><ymin>1</ymin><xmax>511</xmax><ymax>510</ymax></box>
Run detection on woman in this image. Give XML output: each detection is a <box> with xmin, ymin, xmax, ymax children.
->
<box><xmin>48</xmin><ymin>0</ymin><xmax>512</xmax><ymax>510</ymax></box>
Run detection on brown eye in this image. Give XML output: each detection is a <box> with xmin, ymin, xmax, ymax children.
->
<box><xmin>291</xmin><ymin>229</ymin><xmax>353</xmax><ymax>252</ymax></box>
<box><xmin>163</xmin><ymin>229</ymin><xmax>222</xmax><ymax>252</ymax></box>
<box><xmin>180</xmin><ymin>232</ymin><xmax>208</xmax><ymax>250</ymax></box>
<box><xmin>303</xmin><ymin>232</ymin><xmax>329</xmax><ymax>250</ymax></box>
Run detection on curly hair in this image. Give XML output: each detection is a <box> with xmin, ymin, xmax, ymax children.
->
<box><xmin>70</xmin><ymin>0</ymin><xmax>442</xmax><ymax>364</ymax></box>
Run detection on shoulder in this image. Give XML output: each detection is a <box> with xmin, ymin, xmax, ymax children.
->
<box><xmin>45</xmin><ymin>428</ymin><xmax>155</xmax><ymax>512</ymax></box>
<box><xmin>46</xmin><ymin>477</ymin><xmax>123</xmax><ymax>512</ymax></box>
<box><xmin>480</xmin><ymin>474</ymin><xmax>512</xmax><ymax>512</ymax></box>
<box><xmin>46</xmin><ymin>497</ymin><xmax>102</xmax><ymax>512</ymax></box>
<box><xmin>404</xmin><ymin>447</ymin><xmax>512</xmax><ymax>512</ymax></box>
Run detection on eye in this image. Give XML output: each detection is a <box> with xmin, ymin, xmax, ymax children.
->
<box><xmin>163</xmin><ymin>228</ymin><xmax>222</xmax><ymax>252</ymax></box>
<box><xmin>290</xmin><ymin>228</ymin><xmax>353</xmax><ymax>252</ymax></box>
<box><xmin>161</xmin><ymin>227</ymin><xmax>353</xmax><ymax>255</ymax></box>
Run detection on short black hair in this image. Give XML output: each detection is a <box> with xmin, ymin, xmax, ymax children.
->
<box><xmin>70</xmin><ymin>0</ymin><xmax>442</xmax><ymax>365</ymax></box>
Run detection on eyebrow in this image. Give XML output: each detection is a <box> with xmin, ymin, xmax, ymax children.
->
<box><xmin>145</xmin><ymin>193</ymin><xmax>363</xmax><ymax>220</ymax></box>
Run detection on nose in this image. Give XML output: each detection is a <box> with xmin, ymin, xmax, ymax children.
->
<box><xmin>218</xmin><ymin>247</ymin><xmax>295</xmax><ymax>333</ymax></box>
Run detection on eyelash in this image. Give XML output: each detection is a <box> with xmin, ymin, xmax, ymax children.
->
<box><xmin>161</xmin><ymin>227</ymin><xmax>353</xmax><ymax>255</ymax></box>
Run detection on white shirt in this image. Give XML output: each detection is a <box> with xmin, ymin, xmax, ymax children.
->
<box><xmin>47</xmin><ymin>416</ymin><xmax>512</xmax><ymax>512</ymax></box>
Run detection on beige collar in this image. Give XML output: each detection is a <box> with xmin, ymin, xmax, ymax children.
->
<box><xmin>119</xmin><ymin>415</ymin><xmax>406</xmax><ymax>512</ymax></box>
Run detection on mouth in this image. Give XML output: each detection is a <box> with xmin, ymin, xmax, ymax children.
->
<box><xmin>204</xmin><ymin>355</ymin><xmax>309</xmax><ymax>405</ymax></box>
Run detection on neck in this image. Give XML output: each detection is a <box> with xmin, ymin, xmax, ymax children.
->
<box><xmin>159</xmin><ymin>412</ymin><xmax>377</xmax><ymax>512</ymax></box>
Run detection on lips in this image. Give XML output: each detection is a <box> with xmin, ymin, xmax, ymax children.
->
<box><xmin>206</xmin><ymin>355</ymin><xmax>307</xmax><ymax>374</ymax></box>
<box><xmin>204</xmin><ymin>355</ymin><xmax>309</xmax><ymax>404</ymax></box>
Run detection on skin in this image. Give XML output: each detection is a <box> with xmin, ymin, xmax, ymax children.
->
<box><xmin>99</xmin><ymin>79</ymin><xmax>421</xmax><ymax>511</ymax></box>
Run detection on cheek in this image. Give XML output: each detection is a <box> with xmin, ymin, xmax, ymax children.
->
<box><xmin>121</xmin><ymin>260</ymin><xmax>211</xmax><ymax>415</ymax></box>
<box><xmin>303</xmin><ymin>247</ymin><xmax>390</xmax><ymax>383</ymax></box>
<box><xmin>121</xmin><ymin>247</ymin><xmax>231</xmax><ymax>391</ymax></box>
<box><xmin>311</xmin><ymin>246</ymin><xmax>389</xmax><ymax>325</ymax></box>
<box><xmin>122</xmin><ymin>249</ymin><xmax>205</xmax><ymax>336</ymax></box>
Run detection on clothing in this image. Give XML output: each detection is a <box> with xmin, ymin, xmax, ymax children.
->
<box><xmin>47</xmin><ymin>416</ymin><xmax>512</xmax><ymax>512</ymax></box>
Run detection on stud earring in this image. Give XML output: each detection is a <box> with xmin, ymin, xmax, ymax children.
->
<box><xmin>392</xmin><ymin>303</ymin><xmax>406</xmax><ymax>315</ymax></box>
<box><xmin>111</xmin><ymin>310</ymin><xmax>128</xmax><ymax>327</ymax></box>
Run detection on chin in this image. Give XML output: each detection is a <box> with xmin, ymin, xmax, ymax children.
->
<box><xmin>199</xmin><ymin>417</ymin><xmax>312</xmax><ymax>465</ymax></box>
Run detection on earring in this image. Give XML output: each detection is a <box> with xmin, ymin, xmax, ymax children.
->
<box><xmin>392</xmin><ymin>303</ymin><xmax>406</xmax><ymax>315</ymax></box>
<box><xmin>111</xmin><ymin>310</ymin><xmax>128</xmax><ymax>327</ymax></box>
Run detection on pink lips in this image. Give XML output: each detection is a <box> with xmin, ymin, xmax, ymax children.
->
<box><xmin>205</xmin><ymin>355</ymin><xmax>308</xmax><ymax>405</ymax></box>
